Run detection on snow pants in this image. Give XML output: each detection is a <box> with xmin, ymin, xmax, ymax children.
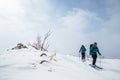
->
<box><xmin>81</xmin><ymin>52</ymin><xmax>85</xmax><ymax>60</ymax></box>
<box><xmin>92</xmin><ymin>54</ymin><xmax>97</xmax><ymax>65</ymax></box>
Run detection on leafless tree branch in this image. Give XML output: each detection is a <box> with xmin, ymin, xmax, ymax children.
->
<box><xmin>30</xmin><ymin>31</ymin><xmax>51</xmax><ymax>51</ymax></box>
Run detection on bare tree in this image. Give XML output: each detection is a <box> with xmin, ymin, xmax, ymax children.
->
<box><xmin>41</xmin><ymin>31</ymin><xmax>51</xmax><ymax>51</ymax></box>
<box><xmin>36</xmin><ymin>34</ymin><xmax>41</xmax><ymax>50</ymax></box>
<box><xmin>30</xmin><ymin>31</ymin><xmax>51</xmax><ymax>51</ymax></box>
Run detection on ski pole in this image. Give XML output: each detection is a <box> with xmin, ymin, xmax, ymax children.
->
<box><xmin>100</xmin><ymin>55</ymin><xmax>101</xmax><ymax>67</ymax></box>
<box><xmin>79</xmin><ymin>52</ymin><xmax>80</xmax><ymax>62</ymax></box>
<box><xmin>86</xmin><ymin>52</ymin><xmax>89</xmax><ymax>61</ymax></box>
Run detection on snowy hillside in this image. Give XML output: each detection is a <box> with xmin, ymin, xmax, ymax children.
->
<box><xmin>0</xmin><ymin>48</ymin><xmax>120</xmax><ymax>80</ymax></box>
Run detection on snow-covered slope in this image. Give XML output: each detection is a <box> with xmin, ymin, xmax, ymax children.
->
<box><xmin>0</xmin><ymin>48</ymin><xmax>120</xmax><ymax>80</ymax></box>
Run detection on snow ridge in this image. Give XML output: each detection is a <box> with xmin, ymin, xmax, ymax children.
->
<box><xmin>0</xmin><ymin>49</ymin><xmax>120</xmax><ymax>80</ymax></box>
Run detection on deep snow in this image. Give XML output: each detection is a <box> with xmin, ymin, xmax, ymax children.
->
<box><xmin>0</xmin><ymin>48</ymin><xmax>120</xmax><ymax>80</ymax></box>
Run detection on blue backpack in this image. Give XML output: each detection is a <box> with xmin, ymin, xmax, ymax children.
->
<box><xmin>89</xmin><ymin>44</ymin><xmax>93</xmax><ymax>55</ymax></box>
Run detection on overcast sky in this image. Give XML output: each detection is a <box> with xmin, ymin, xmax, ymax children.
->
<box><xmin>0</xmin><ymin>0</ymin><xmax>120</xmax><ymax>58</ymax></box>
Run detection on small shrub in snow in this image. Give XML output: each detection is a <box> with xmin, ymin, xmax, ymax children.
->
<box><xmin>11</xmin><ymin>43</ymin><xmax>28</xmax><ymax>50</ymax></box>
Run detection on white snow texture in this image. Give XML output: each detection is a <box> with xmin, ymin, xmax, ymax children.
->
<box><xmin>0</xmin><ymin>47</ymin><xmax>120</xmax><ymax>80</ymax></box>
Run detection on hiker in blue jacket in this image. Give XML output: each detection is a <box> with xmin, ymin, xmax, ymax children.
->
<box><xmin>90</xmin><ymin>42</ymin><xmax>101</xmax><ymax>66</ymax></box>
<box><xmin>79</xmin><ymin>45</ymin><xmax>86</xmax><ymax>62</ymax></box>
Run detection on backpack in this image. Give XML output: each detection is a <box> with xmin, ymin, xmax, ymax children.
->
<box><xmin>89</xmin><ymin>44</ymin><xmax>93</xmax><ymax>55</ymax></box>
<box><xmin>90</xmin><ymin>44</ymin><xmax>93</xmax><ymax>48</ymax></box>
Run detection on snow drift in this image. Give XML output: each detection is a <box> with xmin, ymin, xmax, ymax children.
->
<box><xmin>0</xmin><ymin>48</ymin><xmax>120</xmax><ymax>80</ymax></box>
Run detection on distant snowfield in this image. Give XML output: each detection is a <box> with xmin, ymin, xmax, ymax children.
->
<box><xmin>0</xmin><ymin>48</ymin><xmax>120</xmax><ymax>80</ymax></box>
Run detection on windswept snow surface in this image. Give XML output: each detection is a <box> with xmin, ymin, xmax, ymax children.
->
<box><xmin>0</xmin><ymin>49</ymin><xmax>120</xmax><ymax>80</ymax></box>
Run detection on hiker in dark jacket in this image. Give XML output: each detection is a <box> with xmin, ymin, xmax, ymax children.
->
<box><xmin>79</xmin><ymin>45</ymin><xmax>86</xmax><ymax>62</ymax></box>
<box><xmin>90</xmin><ymin>42</ymin><xmax>101</xmax><ymax>66</ymax></box>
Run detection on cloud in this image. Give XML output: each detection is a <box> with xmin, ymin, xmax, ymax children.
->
<box><xmin>50</xmin><ymin>8</ymin><xmax>103</xmax><ymax>55</ymax></box>
<box><xmin>51</xmin><ymin>0</ymin><xmax>120</xmax><ymax>58</ymax></box>
<box><xmin>0</xmin><ymin>0</ymin><xmax>120</xmax><ymax>58</ymax></box>
<box><xmin>83</xmin><ymin>0</ymin><xmax>120</xmax><ymax>58</ymax></box>
<box><xmin>0</xmin><ymin>0</ymin><xmax>52</xmax><ymax>47</ymax></box>
<box><xmin>99</xmin><ymin>0</ymin><xmax>120</xmax><ymax>58</ymax></box>
<box><xmin>0</xmin><ymin>0</ymin><xmax>24</xmax><ymax>15</ymax></box>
